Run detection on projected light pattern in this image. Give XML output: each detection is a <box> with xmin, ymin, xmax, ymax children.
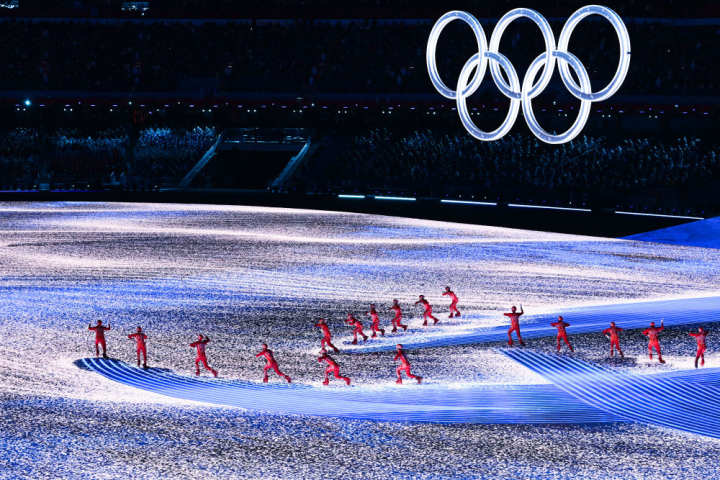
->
<box><xmin>502</xmin><ymin>350</ymin><xmax>720</xmax><ymax>439</ymax></box>
<box><xmin>80</xmin><ymin>356</ymin><xmax>720</xmax><ymax>434</ymax></box>
<box><xmin>76</xmin><ymin>357</ymin><xmax>617</xmax><ymax>424</ymax></box>
<box><xmin>427</xmin><ymin>6</ymin><xmax>631</xmax><ymax>144</ymax></box>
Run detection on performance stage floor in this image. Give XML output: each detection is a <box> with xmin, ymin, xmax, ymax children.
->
<box><xmin>1</xmin><ymin>202</ymin><xmax>720</xmax><ymax>480</ymax></box>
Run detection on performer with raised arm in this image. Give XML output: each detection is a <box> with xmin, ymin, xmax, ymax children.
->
<box><xmin>366</xmin><ymin>303</ymin><xmax>385</xmax><ymax>338</ymax></box>
<box><xmin>88</xmin><ymin>320</ymin><xmax>111</xmax><ymax>358</ymax></box>
<box><xmin>190</xmin><ymin>334</ymin><xmax>218</xmax><ymax>377</ymax></box>
<box><xmin>394</xmin><ymin>344</ymin><xmax>422</xmax><ymax>384</ymax></box>
<box><xmin>643</xmin><ymin>320</ymin><xmax>665</xmax><ymax>364</ymax></box>
<box><xmin>128</xmin><ymin>326</ymin><xmax>148</xmax><ymax>369</ymax></box>
<box><xmin>314</xmin><ymin>318</ymin><xmax>339</xmax><ymax>353</ymax></box>
<box><xmin>442</xmin><ymin>286</ymin><xmax>461</xmax><ymax>318</ymax></box>
<box><xmin>415</xmin><ymin>295</ymin><xmax>439</xmax><ymax>326</ymax></box>
<box><xmin>551</xmin><ymin>316</ymin><xmax>574</xmax><ymax>352</ymax></box>
<box><xmin>504</xmin><ymin>305</ymin><xmax>525</xmax><ymax>347</ymax></box>
<box><xmin>689</xmin><ymin>327</ymin><xmax>709</xmax><ymax>368</ymax></box>
<box><xmin>317</xmin><ymin>348</ymin><xmax>351</xmax><ymax>386</ymax></box>
<box><xmin>389</xmin><ymin>299</ymin><xmax>408</xmax><ymax>333</ymax></box>
<box><xmin>345</xmin><ymin>313</ymin><xmax>368</xmax><ymax>345</ymax></box>
<box><xmin>603</xmin><ymin>321</ymin><xmax>624</xmax><ymax>358</ymax></box>
<box><xmin>256</xmin><ymin>343</ymin><xmax>291</xmax><ymax>383</ymax></box>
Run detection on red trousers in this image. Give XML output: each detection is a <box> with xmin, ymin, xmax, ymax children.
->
<box><xmin>609</xmin><ymin>339</ymin><xmax>623</xmax><ymax>356</ymax></box>
<box><xmin>508</xmin><ymin>325</ymin><xmax>524</xmax><ymax>345</ymax></box>
<box><xmin>324</xmin><ymin>365</ymin><xmax>350</xmax><ymax>385</ymax></box>
<box><xmin>95</xmin><ymin>338</ymin><xmax>107</xmax><ymax>357</ymax></box>
<box><xmin>321</xmin><ymin>336</ymin><xmax>339</xmax><ymax>353</ymax></box>
<box><xmin>263</xmin><ymin>363</ymin><xmax>290</xmax><ymax>382</ymax></box>
<box><xmin>396</xmin><ymin>365</ymin><xmax>421</xmax><ymax>384</ymax></box>
<box><xmin>423</xmin><ymin>310</ymin><xmax>439</xmax><ymax>326</ymax></box>
<box><xmin>136</xmin><ymin>346</ymin><xmax>147</xmax><ymax>365</ymax></box>
<box><xmin>696</xmin><ymin>346</ymin><xmax>706</xmax><ymax>367</ymax></box>
<box><xmin>195</xmin><ymin>354</ymin><xmax>216</xmax><ymax>375</ymax></box>
<box><xmin>648</xmin><ymin>341</ymin><xmax>663</xmax><ymax>359</ymax></box>
<box><xmin>556</xmin><ymin>334</ymin><xmax>573</xmax><ymax>352</ymax></box>
<box><xmin>391</xmin><ymin>314</ymin><xmax>407</xmax><ymax>332</ymax></box>
<box><xmin>352</xmin><ymin>326</ymin><xmax>368</xmax><ymax>344</ymax></box>
<box><xmin>371</xmin><ymin>321</ymin><xmax>385</xmax><ymax>337</ymax></box>
<box><xmin>449</xmin><ymin>301</ymin><xmax>460</xmax><ymax>317</ymax></box>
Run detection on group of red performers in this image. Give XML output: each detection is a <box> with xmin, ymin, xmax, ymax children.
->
<box><xmin>87</xmin><ymin>288</ymin><xmax>712</xmax><ymax>388</ymax></box>
<box><xmin>507</xmin><ymin>307</ymin><xmax>709</xmax><ymax>368</ymax></box>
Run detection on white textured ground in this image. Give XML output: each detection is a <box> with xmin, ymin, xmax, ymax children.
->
<box><xmin>2</xmin><ymin>202</ymin><xmax>720</xmax><ymax>479</ymax></box>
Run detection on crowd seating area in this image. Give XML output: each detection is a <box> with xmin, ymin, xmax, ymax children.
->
<box><xmin>12</xmin><ymin>0</ymin><xmax>720</xmax><ymax>18</ymax></box>
<box><xmin>0</xmin><ymin>19</ymin><xmax>718</xmax><ymax>95</ymax></box>
<box><xmin>0</xmin><ymin>122</ymin><xmax>717</xmax><ymax>214</ymax></box>
<box><xmin>0</xmin><ymin>125</ymin><xmax>216</xmax><ymax>189</ymax></box>
<box><xmin>133</xmin><ymin>126</ymin><xmax>216</xmax><ymax>185</ymax></box>
<box><xmin>294</xmin><ymin>129</ymin><xmax>719</xmax><ymax>215</ymax></box>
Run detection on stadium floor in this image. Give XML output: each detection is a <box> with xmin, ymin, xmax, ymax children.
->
<box><xmin>3</xmin><ymin>202</ymin><xmax>720</xmax><ymax>479</ymax></box>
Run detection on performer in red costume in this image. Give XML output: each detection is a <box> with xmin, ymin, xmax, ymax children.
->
<box><xmin>442</xmin><ymin>286</ymin><xmax>461</xmax><ymax>318</ymax></box>
<box><xmin>128</xmin><ymin>326</ymin><xmax>148</xmax><ymax>368</ymax></box>
<box><xmin>394</xmin><ymin>344</ymin><xmax>422</xmax><ymax>384</ymax></box>
<box><xmin>88</xmin><ymin>320</ymin><xmax>110</xmax><ymax>358</ymax></box>
<box><xmin>318</xmin><ymin>348</ymin><xmax>351</xmax><ymax>386</ymax></box>
<box><xmin>256</xmin><ymin>343</ymin><xmax>291</xmax><ymax>383</ymax></box>
<box><xmin>314</xmin><ymin>318</ymin><xmax>339</xmax><ymax>353</ymax></box>
<box><xmin>550</xmin><ymin>316</ymin><xmax>574</xmax><ymax>352</ymax></box>
<box><xmin>643</xmin><ymin>320</ymin><xmax>665</xmax><ymax>364</ymax></box>
<box><xmin>415</xmin><ymin>295</ymin><xmax>439</xmax><ymax>326</ymax></box>
<box><xmin>689</xmin><ymin>327</ymin><xmax>709</xmax><ymax>368</ymax></box>
<box><xmin>366</xmin><ymin>304</ymin><xmax>385</xmax><ymax>338</ymax></box>
<box><xmin>190</xmin><ymin>334</ymin><xmax>218</xmax><ymax>377</ymax></box>
<box><xmin>389</xmin><ymin>299</ymin><xmax>408</xmax><ymax>333</ymax></box>
<box><xmin>345</xmin><ymin>313</ymin><xmax>368</xmax><ymax>345</ymax></box>
<box><xmin>504</xmin><ymin>305</ymin><xmax>525</xmax><ymax>346</ymax></box>
<box><xmin>602</xmin><ymin>322</ymin><xmax>624</xmax><ymax>358</ymax></box>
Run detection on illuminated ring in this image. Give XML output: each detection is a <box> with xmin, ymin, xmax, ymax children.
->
<box><xmin>522</xmin><ymin>51</ymin><xmax>593</xmax><ymax>144</ymax></box>
<box><xmin>426</xmin><ymin>10</ymin><xmax>488</xmax><ymax>100</ymax></box>
<box><xmin>456</xmin><ymin>52</ymin><xmax>521</xmax><ymax>141</ymax></box>
<box><xmin>488</xmin><ymin>8</ymin><xmax>556</xmax><ymax>100</ymax></box>
<box><xmin>557</xmin><ymin>5</ymin><xmax>632</xmax><ymax>101</ymax></box>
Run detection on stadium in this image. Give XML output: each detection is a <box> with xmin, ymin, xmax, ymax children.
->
<box><xmin>1</xmin><ymin>1</ymin><xmax>720</xmax><ymax>479</ymax></box>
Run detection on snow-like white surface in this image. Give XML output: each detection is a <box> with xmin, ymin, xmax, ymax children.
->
<box><xmin>2</xmin><ymin>202</ymin><xmax>720</xmax><ymax>479</ymax></box>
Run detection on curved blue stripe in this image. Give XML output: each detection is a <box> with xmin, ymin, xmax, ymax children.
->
<box><xmin>78</xmin><ymin>358</ymin><xmax>618</xmax><ymax>424</ymax></box>
<box><xmin>501</xmin><ymin>350</ymin><xmax>720</xmax><ymax>439</ymax></box>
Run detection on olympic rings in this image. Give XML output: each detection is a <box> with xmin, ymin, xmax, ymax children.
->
<box><xmin>426</xmin><ymin>5</ymin><xmax>631</xmax><ymax>144</ymax></box>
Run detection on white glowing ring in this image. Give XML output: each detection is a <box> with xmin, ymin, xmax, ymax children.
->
<box><xmin>426</xmin><ymin>5</ymin><xmax>631</xmax><ymax>144</ymax></box>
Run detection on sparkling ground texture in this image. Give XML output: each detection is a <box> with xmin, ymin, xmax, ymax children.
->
<box><xmin>1</xmin><ymin>202</ymin><xmax>720</xmax><ymax>479</ymax></box>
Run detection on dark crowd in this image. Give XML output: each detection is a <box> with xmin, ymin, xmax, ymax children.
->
<box><xmin>294</xmin><ymin>129</ymin><xmax>720</xmax><ymax>216</ymax></box>
<box><xmin>0</xmin><ymin>18</ymin><xmax>718</xmax><ymax>96</ymax></box>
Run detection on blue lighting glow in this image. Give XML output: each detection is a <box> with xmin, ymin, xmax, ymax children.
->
<box><xmin>374</xmin><ymin>196</ymin><xmax>417</xmax><ymax>201</ymax></box>
<box><xmin>615</xmin><ymin>211</ymin><xmax>704</xmax><ymax>220</ymax></box>
<box><xmin>508</xmin><ymin>203</ymin><xmax>592</xmax><ymax>212</ymax></box>
<box><xmin>338</xmin><ymin>194</ymin><xmax>366</xmax><ymax>199</ymax></box>
<box><xmin>441</xmin><ymin>199</ymin><xmax>497</xmax><ymax>206</ymax></box>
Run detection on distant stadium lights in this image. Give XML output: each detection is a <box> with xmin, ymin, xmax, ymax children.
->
<box><xmin>615</xmin><ymin>211</ymin><xmax>704</xmax><ymax>221</ymax></box>
<box><xmin>23</xmin><ymin>99</ymin><xmax>31</xmax><ymax>107</ymax></box>
<box><xmin>427</xmin><ymin>6</ymin><xmax>631</xmax><ymax>144</ymax></box>
<box><xmin>508</xmin><ymin>203</ymin><xmax>592</xmax><ymax>212</ymax></box>
<box><xmin>441</xmin><ymin>199</ymin><xmax>497</xmax><ymax>206</ymax></box>
<box><xmin>374</xmin><ymin>196</ymin><xmax>417</xmax><ymax>201</ymax></box>
<box><xmin>337</xmin><ymin>194</ymin><xmax>366</xmax><ymax>199</ymax></box>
